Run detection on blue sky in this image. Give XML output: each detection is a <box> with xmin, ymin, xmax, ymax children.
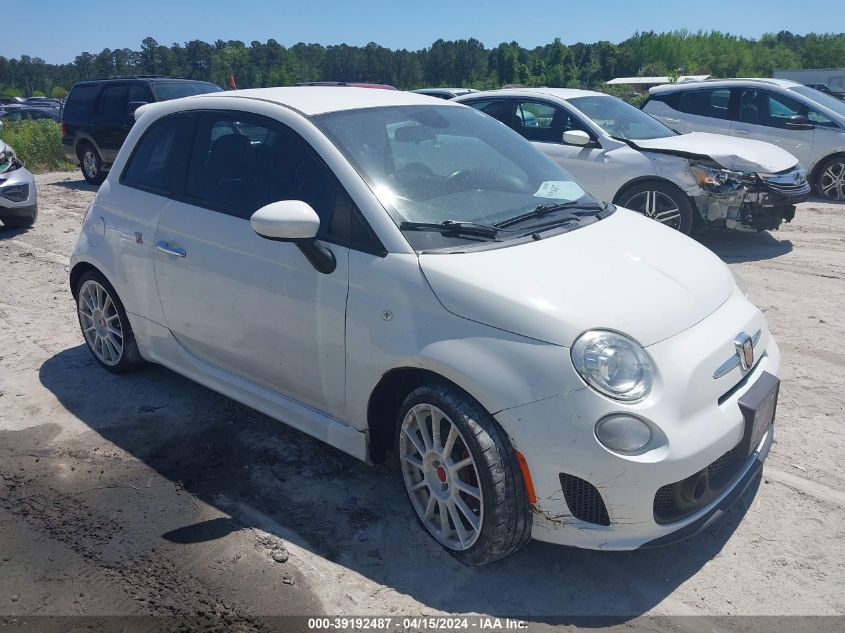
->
<box><xmin>5</xmin><ymin>0</ymin><xmax>840</xmax><ymax>64</ymax></box>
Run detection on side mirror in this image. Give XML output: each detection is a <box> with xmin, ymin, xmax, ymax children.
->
<box><xmin>127</xmin><ymin>101</ymin><xmax>148</xmax><ymax>116</ymax></box>
<box><xmin>562</xmin><ymin>130</ymin><xmax>592</xmax><ymax>146</ymax></box>
<box><xmin>784</xmin><ymin>114</ymin><xmax>814</xmax><ymax>130</ymax></box>
<box><xmin>250</xmin><ymin>201</ymin><xmax>335</xmax><ymax>274</ymax></box>
<box><xmin>251</xmin><ymin>200</ymin><xmax>320</xmax><ymax>240</ymax></box>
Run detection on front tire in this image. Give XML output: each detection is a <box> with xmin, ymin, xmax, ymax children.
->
<box><xmin>74</xmin><ymin>270</ymin><xmax>144</xmax><ymax>373</ymax></box>
<box><xmin>78</xmin><ymin>143</ymin><xmax>106</xmax><ymax>185</ymax></box>
<box><xmin>616</xmin><ymin>180</ymin><xmax>695</xmax><ymax>234</ymax></box>
<box><xmin>816</xmin><ymin>155</ymin><xmax>845</xmax><ymax>201</ymax></box>
<box><xmin>395</xmin><ymin>383</ymin><xmax>532</xmax><ymax>566</ymax></box>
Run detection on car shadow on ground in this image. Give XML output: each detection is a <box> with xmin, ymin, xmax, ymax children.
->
<box><xmin>46</xmin><ymin>177</ymin><xmax>96</xmax><ymax>193</ymax></box>
<box><xmin>0</xmin><ymin>224</ymin><xmax>32</xmax><ymax>238</ymax></box>
<box><xmin>696</xmin><ymin>228</ymin><xmax>793</xmax><ymax>264</ymax></box>
<box><xmin>39</xmin><ymin>344</ymin><xmax>759</xmax><ymax>620</ymax></box>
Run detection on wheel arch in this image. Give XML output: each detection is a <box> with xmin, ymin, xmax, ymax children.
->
<box><xmin>367</xmin><ymin>367</ymin><xmax>487</xmax><ymax>464</ymax></box>
<box><xmin>612</xmin><ymin>175</ymin><xmax>691</xmax><ymax>205</ymax></box>
<box><xmin>73</xmin><ymin>133</ymin><xmax>103</xmax><ymax>160</ymax></box>
<box><xmin>809</xmin><ymin>152</ymin><xmax>845</xmax><ymax>188</ymax></box>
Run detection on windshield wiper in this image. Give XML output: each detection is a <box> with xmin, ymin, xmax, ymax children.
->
<box><xmin>400</xmin><ymin>220</ymin><xmax>499</xmax><ymax>239</ymax></box>
<box><xmin>494</xmin><ymin>201</ymin><xmax>604</xmax><ymax>229</ymax></box>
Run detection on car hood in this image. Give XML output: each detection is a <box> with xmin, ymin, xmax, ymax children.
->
<box><xmin>632</xmin><ymin>132</ymin><xmax>798</xmax><ymax>173</ymax></box>
<box><xmin>419</xmin><ymin>209</ymin><xmax>735</xmax><ymax>348</ymax></box>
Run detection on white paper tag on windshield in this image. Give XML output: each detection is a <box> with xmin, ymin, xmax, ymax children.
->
<box><xmin>533</xmin><ymin>181</ymin><xmax>585</xmax><ymax>200</ymax></box>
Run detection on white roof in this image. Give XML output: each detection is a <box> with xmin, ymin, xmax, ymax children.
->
<box><xmin>648</xmin><ymin>77</ymin><xmax>803</xmax><ymax>94</ymax></box>
<box><xmin>607</xmin><ymin>75</ymin><xmax>711</xmax><ymax>85</ymax></box>
<box><xmin>197</xmin><ymin>86</ymin><xmax>453</xmax><ymax>116</ymax></box>
<box><xmin>458</xmin><ymin>87</ymin><xmax>606</xmax><ymax>101</ymax></box>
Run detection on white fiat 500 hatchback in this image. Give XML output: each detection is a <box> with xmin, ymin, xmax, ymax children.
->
<box><xmin>71</xmin><ymin>88</ymin><xmax>780</xmax><ymax>565</ymax></box>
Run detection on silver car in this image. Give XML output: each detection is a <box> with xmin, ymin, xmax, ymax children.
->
<box><xmin>644</xmin><ymin>78</ymin><xmax>845</xmax><ymax>200</ymax></box>
<box><xmin>0</xmin><ymin>131</ymin><xmax>38</xmax><ymax>228</ymax></box>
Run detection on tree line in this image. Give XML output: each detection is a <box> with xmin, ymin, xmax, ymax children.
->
<box><xmin>2</xmin><ymin>30</ymin><xmax>845</xmax><ymax>99</ymax></box>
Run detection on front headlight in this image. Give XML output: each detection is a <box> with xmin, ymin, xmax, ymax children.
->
<box><xmin>689</xmin><ymin>161</ymin><xmax>746</xmax><ymax>192</ymax></box>
<box><xmin>571</xmin><ymin>330</ymin><xmax>653</xmax><ymax>401</ymax></box>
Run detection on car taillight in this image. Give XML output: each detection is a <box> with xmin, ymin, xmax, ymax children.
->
<box><xmin>61</xmin><ymin>122</ymin><xmax>67</xmax><ymax>136</ymax></box>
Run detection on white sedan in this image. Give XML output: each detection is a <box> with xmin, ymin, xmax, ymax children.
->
<box><xmin>455</xmin><ymin>88</ymin><xmax>810</xmax><ymax>234</ymax></box>
<box><xmin>70</xmin><ymin>87</ymin><xmax>779</xmax><ymax>564</ymax></box>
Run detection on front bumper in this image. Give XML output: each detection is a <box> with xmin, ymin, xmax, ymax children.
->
<box><xmin>496</xmin><ymin>290</ymin><xmax>779</xmax><ymax>550</ymax></box>
<box><xmin>0</xmin><ymin>164</ymin><xmax>37</xmax><ymax>217</ymax></box>
<box><xmin>693</xmin><ymin>169</ymin><xmax>811</xmax><ymax>232</ymax></box>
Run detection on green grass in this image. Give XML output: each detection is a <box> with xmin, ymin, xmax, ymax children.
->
<box><xmin>1</xmin><ymin>120</ymin><xmax>76</xmax><ymax>173</ymax></box>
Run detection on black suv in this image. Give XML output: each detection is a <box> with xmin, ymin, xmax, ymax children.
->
<box><xmin>62</xmin><ymin>76</ymin><xmax>222</xmax><ymax>184</ymax></box>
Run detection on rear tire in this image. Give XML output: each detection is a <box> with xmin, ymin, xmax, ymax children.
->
<box><xmin>74</xmin><ymin>270</ymin><xmax>144</xmax><ymax>373</ymax></box>
<box><xmin>395</xmin><ymin>382</ymin><xmax>532</xmax><ymax>566</ymax></box>
<box><xmin>616</xmin><ymin>180</ymin><xmax>695</xmax><ymax>235</ymax></box>
<box><xmin>78</xmin><ymin>143</ymin><xmax>106</xmax><ymax>185</ymax></box>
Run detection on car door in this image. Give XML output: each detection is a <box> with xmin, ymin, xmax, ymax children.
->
<box><xmin>731</xmin><ymin>88</ymin><xmax>816</xmax><ymax>167</ymax></box>
<box><xmin>93</xmin><ymin>83</ymin><xmax>129</xmax><ymax>162</ymax></box>
<box><xmin>509</xmin><ymin>98</ymin><xmax>619</xmax><ymax>201</ymax></box>
<box><xmin>153</xmin><ymin>110</ymin><xmax>352</xmax><ymax>417</ymax></box>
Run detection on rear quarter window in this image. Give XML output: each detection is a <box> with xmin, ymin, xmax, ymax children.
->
<box><xmin>121</xmin><ymin>114</ymin><xmax>193</xmax><ymax>195</ymax></box>
<box><xmin>64</xmin><ymin>84</ymin><xmax>102</xmax><ymax>121</ymax></box>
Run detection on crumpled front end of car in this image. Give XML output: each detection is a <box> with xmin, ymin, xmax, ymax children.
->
<box><xmin>0</xmin><ymin>141</ymin><xmax>38</xmax><ymax>218</ymax></box>
<box><xmin>688</xmin><ymin>160</ymin><xmax>811</xmax><ymax>231</ymax></box>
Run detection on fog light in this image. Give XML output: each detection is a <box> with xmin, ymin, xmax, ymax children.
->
<box><xmin>595</xmin><ymin>414</ymin><xmax>652</xmax><ymax>454</ymax></box>
<box><xmin>0</xmin><ymin>184</ymin><xmax>28</xmax><ymax>203</ymax></box>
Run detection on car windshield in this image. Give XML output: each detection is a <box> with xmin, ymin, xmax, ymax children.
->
<box><xmin>313</xmin><ymin>105</ymin><xmax>601</xmax><ymax>250</ymax></box>
<box><xmin>150</xmin><ymin>82</ymin><xmax>223</xmax><ymax>101</ymax></box>
<box><xmin>789</xmin><ymin>86</ymin><xmax>845</xmax><ymax>118</ymax></box>
<box><xmin>568</xmin><ymin>95</ymin><xmax>676</xmax><ymax>140</ymax></box>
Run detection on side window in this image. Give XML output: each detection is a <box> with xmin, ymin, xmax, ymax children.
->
<box><xmin>464</xmin><ymin>99</ymin><xmax>513</xmax><ymax>126</ymax></box>
<box><xmin>185</xmin><ymin>111</ymin><xmax>364</xmax><ymax>245</ymax></box>
<box><xmin>121</xmin><ymin>114</ymin><xmax>192</xmax><ymax>195</ymax></box>
<box><xmin>739</xmin><ymin>89</ymin><xmax>828</xmax><ymax>128</ymax></box>
<box><xmin>513</xmin><ymin>99</ymin><xmax>591</xmax><ymax>143</ymax></box>
<box><xmin>98</xmin><ymin>84</ymin><xmax>128</xmax><ymax>123</ymax></box>
<box><xmin>676</xmin><ymin>89</ymin><xmax>731</xmax><ymax>120</ymax></box>
<box><xmin>806</xmin><ymin>108</ymin><xmax>836</xmax><ymax>128</ymax></box>
<box><xmin>127</xmin><ymin>84</ymin><xmax>152</xmax><ymax>104</ymax></box>
<box><xmin>64</xmin><ymin>84</ymin><xmax>101</xmax><ymax>120</ymax></box>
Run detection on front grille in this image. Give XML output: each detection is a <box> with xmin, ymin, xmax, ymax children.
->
<box><xmin>758</xmin><ymin>171</ymin><xmax>811</xmax><ymax>198</ymax></box>
<box><xmin>653</xmin><ymin>442</ymin><xmax>747</xmax><ymax>524</ymax></box>
<box><xmin>560</xmin><ymin>473</ymin><xmax>610</xmax><ymax>526</ymax></box>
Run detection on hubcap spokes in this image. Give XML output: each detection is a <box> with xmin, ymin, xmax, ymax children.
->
<box><xmin>78</xmin><ymin>280</ymin><xmax>123</xmax><ymax>366</ymax></box>
<box><xmin>626</xmin><ymin>191</ymin><xmax>682</xmax><ymax>229</ymax></box>
<box><xmin>83</xmin><ymin>152</ymin><xmax>97</xmax><ymax>178</ymax></box>
<box><xmin>820</xmin><ymin>162</ymin><xmax>845</xmax><ymax>201</ymax></box>
<box><xmin>399</xmin><ymin>404</ymin><xmax>483</xmax><ymax>551</ymax></box>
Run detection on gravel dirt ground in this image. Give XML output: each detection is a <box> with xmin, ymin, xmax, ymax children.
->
<box><xmin>1</xmin><ymin>172</ymin><xmax>843</xmax><ymax>631</ymax></box>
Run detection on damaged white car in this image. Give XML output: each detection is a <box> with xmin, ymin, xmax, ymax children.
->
<box><xmin>0</xmin><ymin>127</ymin><xmax>38</xmax><ymax>229</ymax></box>
<box><xmin>456</xmin><ymin>88</ymin><xmax>810</xmax><ymax>234</ymax></box>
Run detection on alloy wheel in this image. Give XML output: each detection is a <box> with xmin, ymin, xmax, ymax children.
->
<box><xmin>83</xmin><ymin>150</ymin><xmax>98</xmax><ymax>179</ymax></box>
<box><xmin>624</xmin><ymin>190</ymin><xmax>682</xmax><ymax>229</ymax></box>
<box><xmin>78</xmin><ymin>279</ymin><xmax>124</xmax><ymax>366</ymax></box>
<box><xmin>820</xmin><ymin>161</ymin><xmax>845</xmax><ymax>201</ymax></box>
<box><xmin>399</xmin><ymin>403</ymin><xmax>484</xmax><ymax>550</ymax></box>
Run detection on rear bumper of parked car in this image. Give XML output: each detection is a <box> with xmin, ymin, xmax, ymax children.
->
<box><xmin>0</xmin><ymin>165</ymin><xmax>37</xmax><ymax>218</ymax></box>
<box><xmin>495</xmin><ymin>290</ymin><xmax>779</xmax><ymax>550</ymax></box>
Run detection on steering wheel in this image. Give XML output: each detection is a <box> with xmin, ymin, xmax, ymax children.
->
<box><xmin>445</xmin><ymin>168</ymin><xmax>475</xmax><ymax>189</ymax></box>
